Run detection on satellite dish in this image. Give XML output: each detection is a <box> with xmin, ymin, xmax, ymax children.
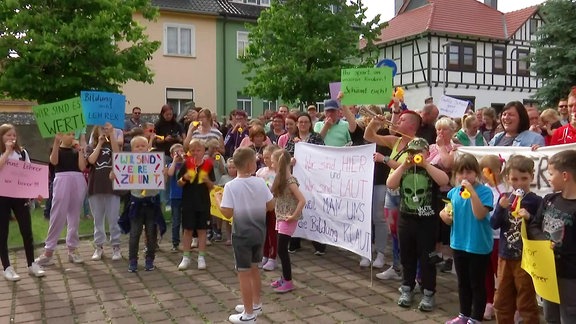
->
<box><xmin>376</xmin><ymin>59</ymin><xmax>397</xmax><ymax>77</ymax></box>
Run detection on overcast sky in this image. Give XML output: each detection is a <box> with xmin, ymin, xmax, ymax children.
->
<box><xmin>362</xmin><ymin>0</ymin><xmax>546</xmax><ymax>22</ymax></box>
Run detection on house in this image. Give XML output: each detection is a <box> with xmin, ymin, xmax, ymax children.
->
<box><xmin>375</xmin><ymin>0</ymin><xmax>543</xmax><ymax>111</ymax></box>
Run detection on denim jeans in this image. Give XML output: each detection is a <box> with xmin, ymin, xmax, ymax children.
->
<box><xmin>385</xmin><ymin>188</ymin><xmax>401</xmax><ymax>269</ymax></box>
<box><xmin>170</xmin><ymin>199</ymin><xmax>182</xmax><ymax>246</ymax></box>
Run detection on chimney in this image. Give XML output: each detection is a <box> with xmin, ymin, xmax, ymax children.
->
<box><xmin>484</xmin><ymin>0</ymin><xmax>498</xmax><ymax>10</ymax></box>
<box><xmin>395</xmin><ymin>0</ymin><xmax>405</xmax><ymax>15</ymax></box>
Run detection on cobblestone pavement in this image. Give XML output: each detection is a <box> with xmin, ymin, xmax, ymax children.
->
<box><xmin>1</xmin><ymin>237</ymin><xmax>473</xmax><ymax>324</ymax></box>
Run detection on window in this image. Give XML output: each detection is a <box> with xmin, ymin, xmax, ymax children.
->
<box><xmin>246</xmin><ymin>0</ymin><xmax>257</xmax><ymax>4</ymax></box>
<box><xmin>529</xmin><ymin>19</ymin><xmax>538</xmax><ymax>36</ymax></box>
<box><xmin>166</xmin><ymin>88</ymin><xmax>194</xmax><ymax>116</ymax></box>
<box><xmin>237</xmin><ymin>93</ymin><xmax>252</xmax><ymax>117</ymax></box>
<box><xmin>260</xmin><ymin>0</ymin><xmax>270</xmax><ymax>6</ymax></box>
<box><xmin>447</xmin><ymin>43</ymin><xmax>476</xmax><ymax>72</ymax></box>
<box><xmin>164</xmin><ymin>24</ymin><xmax>195</xmax><ymax>57</ymax></box>
<box><xmin>263</xmin><ymin>100</ymin><xmax>277</xmax><ymax>111</ymax></box>
<box><xmin>316</xmin><ymin>101</ymin><xmax>325</xmax><ymax>112</ymax></box>
<box><xmin>493</xmin><ymin>46</ymin><xmax>506</xmax><ymax>75</ymax></box>
<box><xmin>517</xmin><ymin>49</ymin><xmax>530</xmax><ymax>76</ymax></box>
<box><xmin>329</xmin><ymin>5</ymin><xmax>339</xmax><ymax>14</ymax></box>
<box><xmin>237</xmin><ymin>31</ymin><xmax>249</xmax><ymax>58</ymax></box>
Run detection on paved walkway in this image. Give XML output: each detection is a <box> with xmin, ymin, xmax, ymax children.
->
<box><xmin>2</xmin><ymin>237</ymin><xmax>468</xmax><ymax>324</ymax></box>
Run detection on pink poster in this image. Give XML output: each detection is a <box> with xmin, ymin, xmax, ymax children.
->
<box><xmin>0</xmin><ymin>160</ymin><xmax>49</xmax><ymax>199</ymax></box>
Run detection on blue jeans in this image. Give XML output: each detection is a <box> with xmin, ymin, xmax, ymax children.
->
<box><xmin>171</xmin><ymin>199</ymin><xmax>182</xmax><ymax>246</ymax></box>
<box><xmin>385</xmin><ymin>188</ymin><xmax>401</xmax><ymax>269</ymax></box>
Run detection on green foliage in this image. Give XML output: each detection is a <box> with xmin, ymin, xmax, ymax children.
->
<box><xmin>241</xmin><ymin>0</ymin><xmax>386</xmax><ymax>105</ymax></box>
<box><xmin>0</xmin><ymin>0</ymin><xmax>161</xmax><ymax>104</ymax></box>
<box><xmin>531</xmin><ymin>0</ymin><xmax>576</xmax><ymax>106</ymax></box>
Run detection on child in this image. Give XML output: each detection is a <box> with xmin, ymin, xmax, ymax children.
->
<box><xmin>36</xmin><ymin>132</ymin><xmax>88</xmax><ymax>265</ymax></box>
<box><xmin>177</xmin><ymin>139</ymin><xmax>215</xmax><ymax>270</ymax></box>
<box><xmin>220</xmin><ymin>147</ymin><xmax>275</xmax><ymax>324</ymax></box>
<box><xmin>256</xmin><ymin>144</ymin><xmax>281</xmax><ymax>271</ymax></box>
<box><xmin>206</xmin><ymin>138</ymin><xmax>226</xmax><ymax>241</ymax></box>
<box><xmin>86</xmin><ymin>124</ymin><xmax>123</xmax><ymax>261</ymax></box>
<box><xmin>528</xmin><ymin>150</ymin><xmax>576</xmax><ymax>324</ymax></box>
<box><xmin>218</xmin><ymin>158</ymin><xmax>237</xmax><ymax>246</ymax></box>
<box><xmin>167</xmin><ymin>143</ymin><xmax>184</xmax><ymax>252</ymax></box>
<box><xmin>490</xmin><ymin>155</ymin><xmax>541</xmax><ymax>323</ymax></box>
<box><xmin>269</xmin><ymin>148</ymin><xmax>306</xmax><ymax>292</ymax></box>
<box><xmin>440</xmin><ymin>153</ymin><xmax>494</xmax><ymax>324</ymax></box>
<box><xmin>387</xmin><ymin>138</ymin><xmax>449</xmax><ymax>311</ymax></box>
<box><xmin>0</xmin><ymin>124</ymin><xmax>45</xmax><ymax>280</ymax></box>
<box><xmin>478</xmin><ymin>154</ymin><xmax>508</xmax><ymax>320</ymax></box>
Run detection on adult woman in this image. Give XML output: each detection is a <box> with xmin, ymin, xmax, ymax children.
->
<box><xmin>455</xmin><ymin>114</ymin><xmax>487</xmax><ymax>146</ymax></box>
<box><xmin>183</xmin><ymin>108</ymin><xmax>223</xmax><ymax>151</ymax></box>
<box><xmin>481</xmin><ymin>107</ymin><xmax>498</xmax><ymax>143</ymax></box>
<box><xmin>266</xmin><ymin>113</ymin><xmax>286</xmax><ymax>145</ymax></box>
<box><xmin>246</xmin><ymin>125</ymin><xmax>268</xmax><ymax>170</ymax></box>
<box><xmin>179</xmin><ymin>108</ymin><xmax>198</xmax><ymax>132</ymax></box>
<box><xmin>489</xmin><ymin>101</ymin><xmax>545</xmax><ymax>147</ymax></box>
<box><xmin>277</xmin><ymin>113</ymin><xmax>298</xmax><ymax>148</ymax></box>
<box><xmin>285</xmin><ymin>112</ymin><xmax>324</xmax><ymax>156</ymax></box>
<box><xmin>154</xmin><ymin>104</ymin><xmax>184</xmax><ymax>156</ymax></box>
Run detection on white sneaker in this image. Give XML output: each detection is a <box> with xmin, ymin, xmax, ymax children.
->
<box><xmin>28</xmin><ymin>262</ymin><xmax>45</xmax><ymax>277</ymax></box>
<box><xmin>359</xmin><ymin>257</ymin><xmax>371</xmax><ymax>267</ymax></box>
<box><xmin>229</xmin><ymin>312</ymin><xmax>256</xmax><ymax>324</ymax></box>
<box><xmin>198</xmin><ymin>256</ymin><xmax>206</xmax><ymax>270</ymax></box>
<box><xmin>191</xmin><ymin>238</ymin><xmax>198</xmax><ymax>248</ymax></box>
<box><xmin>258</xmin><ymin>257</ymin><xmax>268</xmax><ymax>269</ymax></box>
<box><xmin>111</xmin><ymin>247</ymin><xmax>122</xmax><ymax>261</ymax></box>
<box><xmin>91</xmin><ymin>247</ymin><xmax>103</xmax><ymax>261</ymax></box>
<box><xmin>234</xmin><ymin>304</ymin><xmax>263</xmax><ymax>315</ymax></box>
<box><xmin>68</xmin><ymin>251</ymin><xmax>84</xmax><ymax>264</ymax></box>
<box><xmin>3</xmin><ymin>266</ymin><xmax>21</xmax><ymax>281</ymax></box>
<box><xmin>34</xmin><ymin>254</ymin><xmax>54</xmax><ymax>266</ymax></box>
<box><xmin>373</xmin><ymin>252</ymin><xmax>385</xmax><ymax>269</ymax></box>
<box><xmin>262</xmin><ymin>259</ymin><xmax>276</xmax><ymax>271</ymax></box>
<box><xmin>376</xmin><ymin>265</ymin><xmax>402</xmax><ymax>280</ymax></box>
<box><xmin>178</xmin><ymin>256</ymin><xmax>190</xmax><ymax>270</ymax></box>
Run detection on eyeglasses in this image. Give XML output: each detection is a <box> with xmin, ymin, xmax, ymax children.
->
<box><xmin>133</xmin><ymin>112</ymin><xmax>141</xmax><ymax>115</ymax></box>
<box><xmin>559</xmin><ymin>105</ymin><xmax>568</xmax><ymax>108</ymax></box>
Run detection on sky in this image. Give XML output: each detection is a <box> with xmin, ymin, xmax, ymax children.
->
<box><xmin>362</xmin><ymin>0</ymin><xmax>547</xmax><ymax>22</ymax></box>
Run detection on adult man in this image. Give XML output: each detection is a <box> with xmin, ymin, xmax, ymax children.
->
<box><xmin>550</xmin><ymin>90</ymin><xmax>576</xmax><ymax>145</ymax></box>
<box><xmin>278</xmin><ymin>105</ymin><xmax>289</xmax><ymax>117</ymax></box>
<box><xmin>314</xmin><ymin>99</ymin><xmax>351</xmax><ymax>147</ymax></box>
<box><xmin>416</xmin><ymin>103</ymin><xmax>439</xmax><ymax>145</ymax></box>
<box><xmin>558</xmin><ymin>98</ymin><xmax>570</xmax><ymax>125</ymax></box>
<box><xmin>527</xmin><ymin>107</ymin><xmax>544</xmax><ymax>135</ymax></box>
<box><xmin>123</xmin><ymin>107</ymin><xmax>143</xmax><ymax>151</ymax></box>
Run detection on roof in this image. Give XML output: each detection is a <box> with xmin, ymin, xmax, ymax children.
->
<box><xmin>217</xmin><ymin>0</ymin><xmax>265</xmax><ymax>19</ymax></box>
<box><xmin>151</xmin><ymin>0</ymin><xmax>221</xmax><ymax>15</ymax></box>
<box><xmin>375</xmin><ymin>0</ymin><xmax>539</xmax><ymax>45</ymax></box>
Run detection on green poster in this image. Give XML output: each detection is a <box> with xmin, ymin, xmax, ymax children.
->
<box><xmin>32</xmin><ymin>97</ymin><xmax>86</xmax><ymax>138</ymax></box>
<box><xmin>340</xmin><ymin>67</ymin><xmax>393</xmax><ymax>105</ymax></box>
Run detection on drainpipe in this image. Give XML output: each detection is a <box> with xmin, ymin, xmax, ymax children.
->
<box><xmin>222</xmin><ymin>14</ymin><xmax>229</xmax><ymax>118</ymax></box>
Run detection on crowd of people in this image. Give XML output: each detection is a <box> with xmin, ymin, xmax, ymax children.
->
<box><xmin>0</xmin><ymin>85</ymin><xmax>575</xmax><ymax>324</ymax></box>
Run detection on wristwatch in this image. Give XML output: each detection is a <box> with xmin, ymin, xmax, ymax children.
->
<box><xmin>382</xmin><ymin>156</ymin><xmax>390</xmax><ymax>164</ymax></box>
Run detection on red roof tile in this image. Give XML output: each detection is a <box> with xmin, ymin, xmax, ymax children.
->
<box><xmin>505</xmin><ymin>5</ymin><xmax>539</xmax><ymax>37</ymax></box>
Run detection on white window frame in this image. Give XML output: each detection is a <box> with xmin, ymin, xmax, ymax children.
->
<box><xmin>246</xmin><ymin>0</ymin><xmax>257</xmax><ymax>4</ymax></box>
<box><xmin>263</xmin><ymin>100</ymin><xmax>277</xmax><ymax>111</ymax></box>
<box><xmin>260</xmin><ymin>0</ymin><xmax>270</xmax><ymax>6</ymax></box>
<box><xmin>164</xmin><ymin>23</ymin><xmax>196</xmax><ymax>57</ymax></box>
<box><xmin>237</xmin><ymin>93</ymin><xmax>253</xmax><ymax>117</ymax></box>
<box><xmin>166</xmin><ymin>88</ymin><xmax>194</xmax><ymax>117</ymax></box>
<box><xmin>237</xmin><ymin>31</ymin><xmax>249</xmax><ymax>59</ymax></box>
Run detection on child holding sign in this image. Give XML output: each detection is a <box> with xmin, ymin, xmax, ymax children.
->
<box><xmin>529</xmin><ymin>150</ymin><xmax>576</xmax><ymax>324</ymax></box>
<box><xmin>0</xmin><ymin>124</ymin><xmax>45</xmax><ymax>280</ymax></box>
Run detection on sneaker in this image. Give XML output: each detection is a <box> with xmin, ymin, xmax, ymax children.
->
<box><xmin>214</xmin><ymin>233</ymin><xmax>223</xmax><ymax>242</ymax></box>
<box><xmin>445</xmin><ymin>314</ymin><xmax>469</xmax><ymax>324</ymax></box>
<box><xmin>3</xmin><ymin>266</ymin><xmax>21</xmax><ymax>281</ymax></box>
<box><xmin>262</xmin><ymin>259</ymin><xmax>276</xmax><ymax>271</ymax></box>
<box><xmin>373</xmin><ymin>252</ymin><xmax>385</xmax><ymax>269</ymax></box>
<box><xmin>287</xmin><ymin>248</ymin><xmax>297</xmax><ymax>254</ymax></box>
<box><xmin>228</xmin><ymin>312</ymin><xmax>256</xmax><ymax>324</ymax></box>
<box><xmin>28</xmin><ymin>262</ymin><xmax>46</xmax><ymax>277</ymax></box>
<box><xmin>440</xmin><ymin>258</ymin><xmax>453</xmax><ymax>273</ymax></box>
<box><xmin>191</xmin><ymin>238</ymin><xmax>198</xmax><ymax>248</ymax></box>
<box><xmin>234</xmin><ymin>304</ymin><xmax>263</xmax><ymax>315</ymax></box>
<box><xmin>376</xmin><ymin>266</ymin><xmax>402</xmax><ymax>280</ymax></box>
<box><xmin>145</xmin><ymin>258</ymin><xmax>155</xmax><ymax>271</ymax></box>
<box><xmin>34</xmin><ymin>254</ymin><xmax>54</xmax><ymax>266</ymax></box>
<box><xmin>171</xmin><ymin>245</ymin><xmax>179</xmax><ymax>253</ymax></box>
<box><xmin>418</xmin><ymin>289</ymin><xmax>435</xmax><ymax>312</ymax></box>
<box><xmin>91</xmin><ymin>247</ymin><xmax>103</xmax><ymax>261</ymax></box>
<box><xmin>205</xmin><ymin>239</ymin><xmax>212</xmax><ymax>246</ymax></box>
<box><xmin>197</xmin><ymin>256</ymin><xmax>206</xmax><ymax>270</ymax></box>
<box><xmin>274</xmin><ymin>279</ymin><xmax>294</xmax><ymax>293</ymax></box>
<box><xmin>111</xmin><ymin>247</ymin><xmax>122</xmax><ymax>261</ymax></box>
<box><xmin>178</xmin><ymin>256</ymin><xmax>190</xmax><ymax>270</ymax></box>
<box><xmin>258</xmin><ymin>257</ymin><xmax>268</xmax><ymax>269</ymax></box>
<box><xmin>128</xmin><ymin>260</ymin><xmax>138</xmax><ymax>273</ymax></box>
<box><xmin>397</xmin><ymin>285</ymin><xmax>414</xmax><ymax>307</ymax></box>
<box><xmin>467</xmin><ymin>319</ymin><xmax>481</xmax><ymax>324</ymax></box>
<box><xmin>271</xmin><ymin>278</ymin><xmax>284</xmax><ymax>288</ymax></box>
<box><xmin>314</xmin><ymin>250</ymin><xmax>325</xmax><ymax>256</ymax></box>
<box><xmin>359</xmin><ymin>257</ymin><xmax>371</xmax><ymax>267</ymax></box>
<box><xmin>68</xmin><ymin>251</ymin><xmax>84</xmax><ymax>264</ymax></box>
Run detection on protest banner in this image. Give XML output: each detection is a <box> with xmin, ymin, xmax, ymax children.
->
<box><xmin>521</xmin><ymin>221</ymin><xmax>560</xmax><ymax>304</ymax></box>
<box><xmin>293</xmin><ymin>142</ymin><xmax>375</xmax><ymax>259</ymax></box>
<box><xmin>438</xmin><ymin>95</ymin><xmax>469</xmax><ymax>118</ymax></box>
<box><xmin>0</xmin><ymin>160</ymin><xmax>48</xmax><ymax>199</ymax></box>
<box><xmin>32</xmin><ymin>97</ymin><xmax>86</xmax><ymax>138</ymax></box>
<box><xmin>81</xmin><ymin>91</ymin><xmax>126</xmax><ymax>129</ymax></box>
<box><xmin>112</xmin><ymin>152</ymin><xmax>165</xmax><ymax>190</ymax></box>
<box><xmin>457</xmin><ymin>143</ymin><xmax>576</xmax><ymax>197</ymax></box>
<box><xmin>341</xmin><ymin>67</ymin><xmax>393</xmax><ymax>105</ymax></box>
<box><xmin>329</xmin><ymin>82</ymin><xmax>341</xmax><ymax>100</ymax></box>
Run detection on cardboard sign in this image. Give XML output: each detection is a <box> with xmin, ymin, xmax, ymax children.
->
<box><xmin>32</xmin><ymin>97</ymin><xmax>86</xmax><ymax>138</ymax></box>
<box><xmin>112</xmin><ymin>153</ymin><xmax>165</xmax><ymax>190</ymax></box>
<box><xmin>293</xmin><ymin>142</ymin><xmax>375</xmax><ymax>259</ymax></box>
<box><xmin>329</xmin><ymin>82</ymin><xmax>341</xmax><ymax>100</ymax></box>
<box><xmin>0</xmin><ymin>160</ymin><xmax>49</xmax><ymax>198</ymax></box>
<box><xmin>341</xmin><ymin>67</ymin><xmax>393</xmax><ymax>105</ymax></box>
<box><xmin>81</xmin><ymin>91</ymin><xmax>126</xmax><ymax>129</ymax></box>
<box><xmin>438</xmin><ymin>95</ymin><xmax>469</xmax><ymax>118</ymax></box>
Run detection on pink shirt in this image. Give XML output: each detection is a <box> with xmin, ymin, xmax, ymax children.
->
<box><xmin>239</xmin><ymin>136</ymin><xmax>272</xmax><ymax>148</ymax></box>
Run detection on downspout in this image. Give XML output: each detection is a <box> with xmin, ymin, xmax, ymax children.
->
<box><xmin>222</xmin><ymin>14</ymin><xmax>229</xmax><ymax>118</ymax></box>
<box><xmin>427</xmin><ymin>34</ymin><xmax>432</xmax><ymax>97</ymax></box>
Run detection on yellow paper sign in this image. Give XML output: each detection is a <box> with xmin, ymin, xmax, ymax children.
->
<box><xmin>210</xmin><ymin>186</ymin><xmax>231</xmax><ymax>223</ymax></box>
<box><xmin>520</xmin><ymin>220</ymin><xmax>560</xmax><ymax>304</ymax></box>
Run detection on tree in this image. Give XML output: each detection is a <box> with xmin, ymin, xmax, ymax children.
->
<box><xmin>0</xmin><ymin>0</ymin><xmax>160</xmax><ymax>104</ymax></box>
<box><xmin>241</xmin><ymin>0</ymin><xmax>385</xmax><ymax>105</ymax></box>
<box><xmin>531</xmin><ymin>0</ymin><xmax>576</xmax><ymax>107</ymax></box>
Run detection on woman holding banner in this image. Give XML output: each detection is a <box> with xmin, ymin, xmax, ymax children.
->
<box><xmin>489</xmin><ymin>101</ymin><xmax>545</xmax><ymax>148</ymax></box>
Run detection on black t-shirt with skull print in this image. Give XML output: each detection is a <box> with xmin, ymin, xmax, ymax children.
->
<box><xmin>86</xmin><ymin>142</ymin><xmax>118</xmax><ymax>196</ymax></box>
<box><xmin>399</xmin><ymin>165</ymin><xmax>440</xmax><ymax>217</ymax></box>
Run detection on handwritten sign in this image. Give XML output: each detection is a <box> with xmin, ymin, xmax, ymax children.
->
<box><xmin>81</xmin><ymin>91</ymin><xmax>126</xmax><ymax>129</ymax></box>
<box><xmin>438</xmin><ymin>95</ymin><xmax>469</xmax><ymax>118</ymax></box>
<box><xmin>457</xmin><ymin>143</ymin><xmax>576</xmax><ymax>197</ymax></box>
<box><xmin>341</xmin><ymin>67</ymin><xmax>393</xmax><ymax>105</ymax></box>
<box><xmin>293</xmin><ymin>142</ymin><xmax>375</xmax><ymax>259</ymax></box>
<box><xmin>0</xmin><ymin>160</ymin><xmax>48</xmax><ymax>198</ymax></box>
<box><xmin>329</xmin><ymin>82</ymin><xmax>341</xmax><ymax>100</ymax></box>
<box><xmin>112</xmin><ymin>153</ymin><xmax>165</xmax><ymax>190</ymax></box>
<box><xmin>32</xmin><ymin>97</ymin><xmax>86</xmax><ymax>138</ymax></box>
<box><xmin>521</xmin><ymin>220</ymin><xmax>560</xmax><ymax>304</ymax></box>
